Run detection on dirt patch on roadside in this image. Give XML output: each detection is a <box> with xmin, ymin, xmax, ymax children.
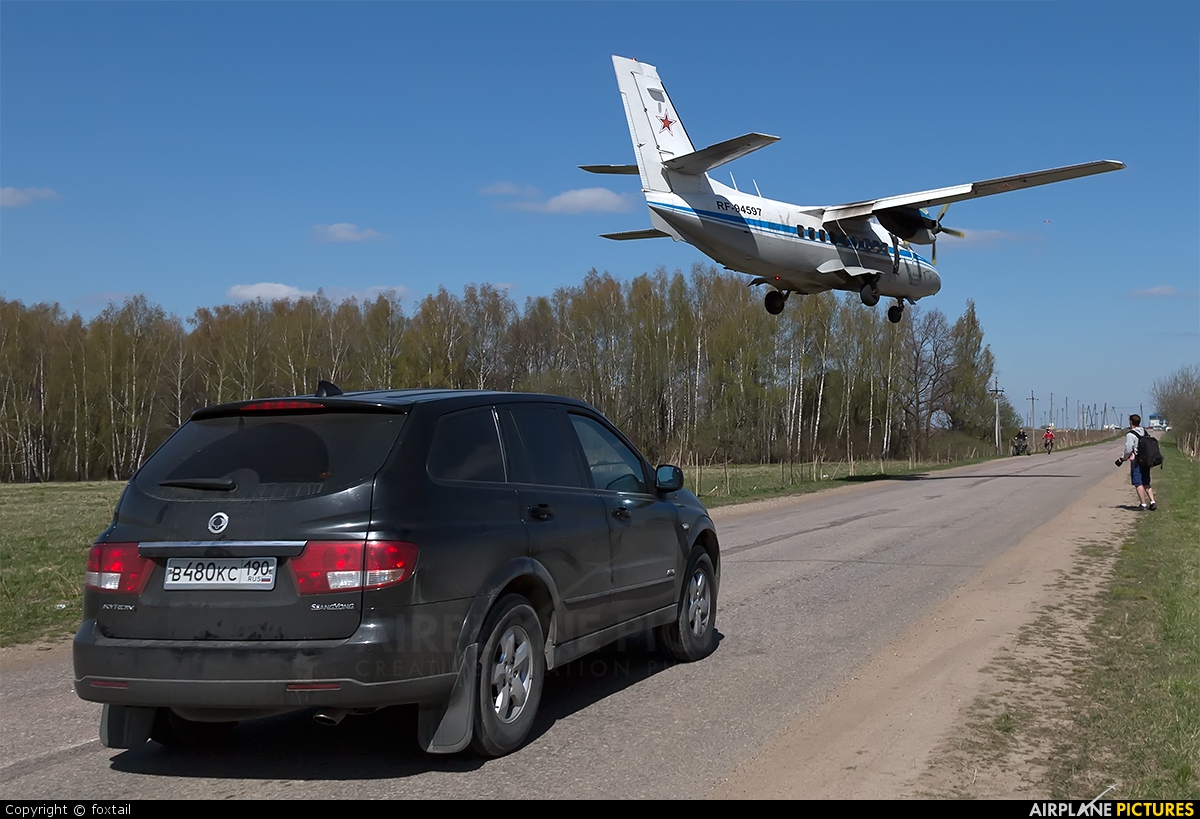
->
<box><xmin>711</xmin><ymin>470</ymin><xmax>1134</xmax><ymax>799</ymax></box>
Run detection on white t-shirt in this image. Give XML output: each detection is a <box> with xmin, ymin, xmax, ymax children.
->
<box><xmin>1124</xmin><ymin>427</ymin><xmax>1145</xmax><ymax>460</ymax></box>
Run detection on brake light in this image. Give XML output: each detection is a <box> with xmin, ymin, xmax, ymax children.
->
<box><xmin>85</xmin><ymin>543</ymin><xmax>152</xmax><ymax>594</ymax></box>
<box><xmin>290</xmin><ymin>541</ymin><xmax>418</xmax><ymax>595</ymax></box>
<box><xmin>365</xmin><ymin>541</ymin><xmax>419</xmax><ymax>589</ymax></box>
<box><xmin>241</xmin><ymin>400</ymin><xmax>325</xmax><ymax>412</ymax></box>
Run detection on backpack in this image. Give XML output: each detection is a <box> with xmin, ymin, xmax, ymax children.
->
<box><xmin>1135</xmin><ymin>430</ymin><xmax>1164</xmax><ymax>469</ymax></box>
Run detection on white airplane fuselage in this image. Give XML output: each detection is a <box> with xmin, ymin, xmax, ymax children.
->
<box><xmin>646</xmin><ymin>180</ymin><xmax>940</xmax><ymax>301</ymax></box>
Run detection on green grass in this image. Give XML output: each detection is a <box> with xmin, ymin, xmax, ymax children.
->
<box><xmin>0</xmin><ymin>481</ymin><xmax>125</xmax><ymax>646</ymax></box>
<box><xmin>690</xmin><ymin>432</ymin><xmax>1121</xmax><ymax>508</ymax></box>
<box><xmin>1042</xmin><ymin>437</ymin><xmax>1200</xmax><ymax>798</ymax></box>
<box><xmin>695</xmin><ymin>457</ymin><xmax>998</xmax><ymax>508</ymax></box>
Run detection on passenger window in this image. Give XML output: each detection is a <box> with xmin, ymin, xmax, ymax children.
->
<box><xmin>819</xmin><ymin>230</ymin><xmax>827</xmax><ymax>242</ymax></box>
<box><xmin>568</xmin><ymin>415</ymin><xmax>648</xmax><ymax>494</ymax></box>
<box><xmin>428</xmin><ymin>408</ymin><xmax>505</xmax><ymax>483</ymax></box>
<box><xmin>499</xmin><ymin>407</ymin><xmax>587</xmax><ymax>488</ymax></box>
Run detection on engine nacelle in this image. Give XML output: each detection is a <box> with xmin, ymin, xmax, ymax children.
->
<box><xmin>876</xmin><ymin>207</ymin><xmax>937</xmax><ymax>245</ymax></box>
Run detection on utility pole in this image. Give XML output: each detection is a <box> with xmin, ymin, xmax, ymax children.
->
<box><xmin>1050</xmin><ymin>392</ymin><xmax>1053</xmax><ymax>429</ymax></box>
<box><xmin>1029</xmin><ymin>391</ymin><xmax>1036</xmax><ymax>431</ymax></box>
<box><xmin>989</xmin><ymin>378</ymin><xmax>1004</xmax><ymax>454</ymax></box>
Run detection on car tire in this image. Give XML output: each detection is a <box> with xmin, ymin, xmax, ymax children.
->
<box><xmin>470</xmin><ymin>594</ymin><xmax>545</xmax><ymax>757</ymax></box>
<box><xmin>149</xmin><ymin>708</ymin><xmax>237</xmax><ymax>748</ymax></box>
<box><xmin>658</xmin><ymin>549</ymin><xmax>717</xmax><ymax>662</ymax></box>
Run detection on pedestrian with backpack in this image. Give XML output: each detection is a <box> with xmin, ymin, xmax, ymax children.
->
<box><xmin>1114</xmin><ymin>413</ymin><xmax>1159</xmax><ymax>511</ymax></box>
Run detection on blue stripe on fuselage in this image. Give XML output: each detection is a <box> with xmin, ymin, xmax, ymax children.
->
<box><xmin>648</xmin><ymin>200</ymin><xmax>932</xmax><ymax>265</ymax></box>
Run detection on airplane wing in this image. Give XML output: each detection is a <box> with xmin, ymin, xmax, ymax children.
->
<box><xmin>600</xmin><ymin>228</ymin><xmax>671</xmax><ymax>241</ymax></box>
<box><xmin>821</xmin><ymin>160</ymin><xmax>1125</xmax><ymax>222</ymax></box>
<box><xmin>579</xmin><ymin>165</ymin><xmax>640</xmax><ymax>175</ymax></box>
<box><xmin>662</xmin><ymin>133</ymin><xmax>780</xmax><ymax>175</ymax></box>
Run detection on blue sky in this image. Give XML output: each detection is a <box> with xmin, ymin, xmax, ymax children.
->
<box><xmin>3</xmin><ymin>1</ymin><xmax>1197</xmax><ymax>423</ymax></box>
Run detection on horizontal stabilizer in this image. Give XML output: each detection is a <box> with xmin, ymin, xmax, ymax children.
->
<box><xmin>662</xmin><ymin>133</ymin><xmax>780</xmax><ymax>175</ymax></box>
<box><xmin>579</xmin><ymin>164</ymin><xmax>640</xmax><ymax>175</ymax></box>
<box><xmin>600</xmin><ymin>228</ymin><xmax>671</xmax><ymax>241</ymax></box>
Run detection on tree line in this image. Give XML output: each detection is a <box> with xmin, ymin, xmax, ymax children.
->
<box><xmin>0</xmin><ymin>264</ymin><xmax>1023</xmax><ymax>483</ymax></box>
<box><xmin>1152</xmin><ymin>365</ymin><xmax>1200</xmax><ymax>458</ymax></box>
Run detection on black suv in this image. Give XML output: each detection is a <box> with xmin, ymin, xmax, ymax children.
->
<box><xmin>74</xmin><ymin>388</ymin><xmax>720</xmax><ymax>756</ymax></box>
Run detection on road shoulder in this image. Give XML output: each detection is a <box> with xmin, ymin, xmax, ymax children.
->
<box><xmin>710</xmin><ymin>467</ymin><xmax>1132</xmax><ymax>798</ymax></box>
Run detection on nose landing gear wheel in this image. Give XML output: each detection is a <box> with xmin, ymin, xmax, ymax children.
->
<box><xmin>860</xmin><ymin>283</ymin><xmax>880</xmax><ymax>307</ymax></box>
<box><xmin>764</xmin><ymin>289</ymin><xmax>787</xmax><ymax>315</ymax></box>
<box><xmin>887</xmin><ymin>304</ymin><xmax>904</xmax><ymax>323</ymax></box>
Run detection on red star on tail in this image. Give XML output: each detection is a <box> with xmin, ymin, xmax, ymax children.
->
<box><xmin>658</xmin><ymin>112</ymin><xmax>675</xmax><ymax>134</ymax></box>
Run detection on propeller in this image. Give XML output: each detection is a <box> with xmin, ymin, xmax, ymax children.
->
<box><xmin>929</xmin><ymin>204</ymin><xmax>965</xmax><ymax>265</ymax></box>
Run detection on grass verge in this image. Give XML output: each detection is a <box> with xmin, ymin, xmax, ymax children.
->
<box><xmin>1042</xmin><ymin>438</ymin><xmax>1200</xmax><ymax>797</ymax></box>
<box><xmin>0</xmin><ymin>481</ymin><xmax>125</xmax><ymax>646</ymax></box>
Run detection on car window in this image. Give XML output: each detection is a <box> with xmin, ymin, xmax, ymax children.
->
<box><xmin>499</xmin><ymin>407</ymin><xmax>587</xmax><ymax>488</ymax></box>
<box><xmin>428</xmin><ymin>407</ymin><xmax>506</xmax><ymax>483</ymax></box>
<box><xmin>135</xmin><ymin>412</ymin><xmax>407</xmax><ymax>500</ymax></box>
<box><xmin>568</xmin><ymin>414</ymin><xmax>648</xmax><ymax>494</ymax></box>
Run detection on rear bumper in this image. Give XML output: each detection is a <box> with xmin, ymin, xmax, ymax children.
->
<box><xmin>73</xmin><ymin>603</ymin><xmax>469</xmax><ymax>710</ymax></box>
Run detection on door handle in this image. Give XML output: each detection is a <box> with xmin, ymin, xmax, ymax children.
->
<box><xmin>611</xmin><ymin>506</ymin><xmax>631</xmax><ymax>520</ymax></box>
<box><xmin>528</xmin><ymin>504</ymin><xmax>554</xmax><ymax>521</ymax></box>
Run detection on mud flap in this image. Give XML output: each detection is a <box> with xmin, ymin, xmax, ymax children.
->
<box><xmin>417</xmin><ymin>644</ymin><xmax>477</xmax><ymax>754</ymax></box>
<box><xmin>99</xmin><ymin>704</ymin><xmax>155</xmax><ymax>749</ymax></box>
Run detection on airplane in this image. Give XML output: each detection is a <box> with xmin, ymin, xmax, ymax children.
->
<box><xmin>583</xmin><ymin>56</ymin><xmax>1124</xmax><ymax>323</ymax></box>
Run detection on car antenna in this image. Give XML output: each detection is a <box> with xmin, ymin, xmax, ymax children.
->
<box><xmin>315</xmin><ymin>380</ymin><xmax>343</xmax><ymax>397</ymax></box>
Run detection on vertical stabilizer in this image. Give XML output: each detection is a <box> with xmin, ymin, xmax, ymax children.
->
<box><xmin>612</xmin><ymin>56</ymin><xmax>696</xmax><ymax>194</ymax></box>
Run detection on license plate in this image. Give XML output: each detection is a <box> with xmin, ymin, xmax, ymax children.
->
<box><xmin>164</xmin><ymin>557</ymin><xmax>277</xmax><ymax>590</ymax></box>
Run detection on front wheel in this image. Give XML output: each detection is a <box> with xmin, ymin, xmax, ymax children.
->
<box><xmin>658</xmin><ymin>550</ymin><xmax>717</xmax><ymax>662</ymax></box>
<box><xmin>470</xmin><ymin>594</ymin><xmax>545</xmax><ymax>757</ymax></box>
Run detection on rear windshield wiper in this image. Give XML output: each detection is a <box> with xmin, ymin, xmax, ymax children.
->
<box><xmin>159</xmin><ymin>477</ymin><xmax>237</xmax><ymax>491</ymax></box>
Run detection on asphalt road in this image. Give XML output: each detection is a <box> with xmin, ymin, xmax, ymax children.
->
<box><xmin>1</xmin><ymin>444</ymin><xmax>1119</xmax><ymax>799</ymax></box>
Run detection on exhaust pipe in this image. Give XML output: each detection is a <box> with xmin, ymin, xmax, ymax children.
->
<box><xmin>313</xmin><ymin>708</ymin><xmax>348</xmax><ymax>726</ymax></box>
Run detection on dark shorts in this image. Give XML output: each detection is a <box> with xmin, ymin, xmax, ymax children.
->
<box><xmin>1131</xmin><ymin>462</ymin><xmax>1150</xmax><ymax>487</ymax></box>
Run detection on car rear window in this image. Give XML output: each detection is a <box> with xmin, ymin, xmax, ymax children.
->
<box><xmin>135</xmin><ymin>411</ymin><xmax>407</xmax><ymax>500</ymax></box>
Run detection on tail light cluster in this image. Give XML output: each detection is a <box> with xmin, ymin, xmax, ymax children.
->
<box><xmin>288</xmin><ymin>541</ymin><xmax>419</xmax><ymax>595</ymax></box>
<box><xmin>86</xmin><ymin>543</ymin><xmax>152</xmax><ymax>594</ymax></box>
<box><xmin>86</xmin><ymin>540</ymin><xmax>418</xmax><ymax>595</ymax></box>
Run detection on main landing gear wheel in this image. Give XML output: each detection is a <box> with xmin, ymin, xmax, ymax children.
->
<box><xmin>859</xmin><ymin>283</ymin><xmax>880</xmax><ymax>307</ymax></box>
<box><xmin>887</xmin><ymin>303</ymin><xmax>904</xmax><ymax>324</ymax></box>
<box><xmin>764</xmin><ymin>289</ymin><xmax>787</xmax><ymax>315</ymax></box>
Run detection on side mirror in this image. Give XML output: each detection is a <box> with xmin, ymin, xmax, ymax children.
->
<box><xmin>655</xmin><ymin>464</ymin><xmax>684</xmax><ymax>493</ymax></box>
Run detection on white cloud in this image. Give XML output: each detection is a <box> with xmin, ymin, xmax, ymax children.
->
<box><xmin>1128</xmin><ymin>286</ymin><xmax>1197</xmax><ymax>299</ymax></box>
<box><xmin>313</xmin><ymin>223</ymin><xmax>382</xmax><ymax>242</ymax></box>
<box><xmin>324</xmin><ymin>284</ymin><xmax>412</xmax><ymax>303</ymax></box>
<box><xmin>513</xmin><ymin>188</ymin><xmax>636</xmax><ymax>214</ymax></box>
<box><xmin>1</xmin><ymin>187</ymin><xmax>59</xmax><ymax>208</ymax></box>
<box><xmin>481</xmin><ymin>181</ymin><xmax>539</xmax><ymax>198</ymax></box>
<box><xmin>227</xmin><ymin>282</ymin><xmax>316</xmax><ymax>301</ymax></box>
